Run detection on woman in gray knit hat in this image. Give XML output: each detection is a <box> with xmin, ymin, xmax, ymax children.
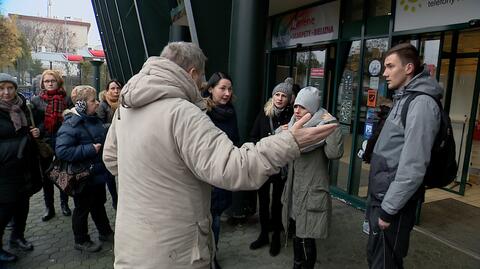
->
<box><xmin>0</xmin><ymin>73</ymin><xmax>41</xmax><ymax>262</ymax></box>
<box><xmin>280</xmin><ymin>86</ymin><xmax>344</xmax><ymax>268</ymax></box>
<box><xmin>249</xmin><ymin>77</ymin><xmax>293</xmax><ymax>256</ymax></box>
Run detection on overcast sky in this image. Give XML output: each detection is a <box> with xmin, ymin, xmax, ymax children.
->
<box><xmin>1</xmin><ymin>0</ymin><xmax>102</xmax><ymax>48</ymax></box>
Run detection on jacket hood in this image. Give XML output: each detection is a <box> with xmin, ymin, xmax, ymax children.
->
<box><xmin>63</xmin><ymin>108</ymin><xmax>81</xmax><ymax>126</ymax></box>
<box><xmin>121</xmin><ymin>57</ymin><xmax>205</xmax><ymax>110</ymax></box>
<box><xmin>63</xmin><ymin>108</ymin><xmax>99</xmax><ymax>127</ymax></box>
<box><xmin>404</xmin><ymin>65</ymin><xmax>443</xmax><ymax>99</ymax></box>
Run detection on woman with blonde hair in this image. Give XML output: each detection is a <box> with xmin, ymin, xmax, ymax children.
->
<box><xmin>55</xmin><ymin>85</ymin><xmax>114</xmax><ymax>252</ymax></box>
<box><xmin>249</xmin><ymin>77</ymin><xmax>294</xmax><ymax>256</ymax></box>
<box><xmin>31</xmin><ymin>69</ymin><xmax>71</xmax><ymax>221</ymax></box>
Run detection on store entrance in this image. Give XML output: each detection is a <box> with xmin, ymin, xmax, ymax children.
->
<box><xmin>416</xmin><ymin>29</ymin><xmax>480</xmax><ymax>255</ymax></box>
<box><xmin>268</xmin><ymin>44</ymin><xmax>336</xmax><ymax>111</ymax></box>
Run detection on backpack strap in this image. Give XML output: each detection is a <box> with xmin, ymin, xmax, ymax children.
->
<box><xmin>400</xmin><ymin>92</ymin><xmax>442</xmax><ymax>127</ymax></box>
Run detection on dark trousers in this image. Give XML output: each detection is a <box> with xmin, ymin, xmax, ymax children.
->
<box><xmin>211</xmin><ymin>187</ymin><xmax>232</xmax><ymax>247</ymax></box>
<box><xmin>257</xmin><ymin>174</ymin><xmax>285</xmax><ymax>233</ymax></box>
<box><xmin>291</xmin><ymin>218</ymin><xmax>317</xmax><ymax>268</ymax></box>
<box><xmin>367</xmin><ymin>202</ymin><xmax>417</xmax><ymax>269</ymax></box>
<box><xmin>72</xmin><ymin>184</ymin><xmax>112</xmax><ymax>244</ymax></box>
<box><xmin>43</xmin><ymin>178</ymin><xmax>69</xmax><ymax>208</ymax></box>
<box><xmin>0</xmin><ymin>198</ymin><xmax>30</xmax><ymax>247</ymax></box>
<box><xmin>105</xmin><ymin>174</ymin><xmax>118</xmax><ymax>210</ymax></box>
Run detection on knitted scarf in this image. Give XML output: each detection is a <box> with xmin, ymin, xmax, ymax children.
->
<box><xmin>40</xmin><ymin>88</ymin><xmax>66</xmax><ymax>134</ymax></box>
<box><xmin>0</xmin><ymin>95</ymin><xmax>28</xmax><ymax>131</ymax></box>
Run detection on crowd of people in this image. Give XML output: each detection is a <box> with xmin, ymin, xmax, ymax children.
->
<box><xmin>0</xmin><ymin>71</ymin><xmax>121</xmax><ymax>261</ymax></box>
<box><xmin>0</xmin><ymin>41</ymin><xmax>440</xmax><ymax>269</ymax></box>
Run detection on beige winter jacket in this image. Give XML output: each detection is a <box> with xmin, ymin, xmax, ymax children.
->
<box><xmin>103</xmin><ymin>57</ymin><xmax>300</xmax><ymax>269</ymax></box>
<box><xmin>281</xmin><ymin>127</ymin><xmax>343</xmax><ymax>239</ymax></box>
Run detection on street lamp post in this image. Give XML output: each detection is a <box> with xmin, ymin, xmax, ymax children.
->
<box><xmin>64</xmin><ymin>16</ymin><xmax>71</xmax><ymax>91</ymax></box>
<box><xmin>64</xmin><ymin>16</ymin><xmax>71</xmax><ymax>53</ymax></box>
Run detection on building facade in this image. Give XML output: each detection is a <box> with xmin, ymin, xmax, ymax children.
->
<box><xmin>10</xmin><ymin>13</ymin><xmax>90</xmax><ymax>54</ymax></box>
<box><xmin>92</xmin><ymin>0</ymin><xmax>480</xmax><ymax>239</ymax></box>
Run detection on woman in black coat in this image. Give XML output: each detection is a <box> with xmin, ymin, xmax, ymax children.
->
<box><xmin>249</xmin><ymin>77</ymin><xmax>294</xmax><ymax>256</ymax></box>
<box><xmin>0</xmin><ymin>73</ymin><xmax>40</xmax><ymax>262</ymax></box>
<box><xmin>96</xmin><ymin>79</ymin><xmax>122</xmax><ymax>210</ymax></box>
<box><xmin>55</xmin><ymin>85</ymin><xmax>114</xmax><ymax>253</ymax></box>
<box><xmin>204</xmin><ymin>72</ymin><xmax>239</xmax><ymax>269</ymax></box>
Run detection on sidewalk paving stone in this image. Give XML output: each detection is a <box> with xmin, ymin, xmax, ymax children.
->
<box><xmin>0</xmin><ymin>188</ymin><xmax>479</xmax><ymax>268</ymax></box>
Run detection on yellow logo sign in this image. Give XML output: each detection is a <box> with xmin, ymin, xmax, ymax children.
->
<box><xmin>400</xmin><ymin>0</ymin><xmax>422</xmax><ymax>13</ymax></box>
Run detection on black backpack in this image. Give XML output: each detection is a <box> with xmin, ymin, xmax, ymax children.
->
<box><xmin>401</xmin><ymin>92</ymin><xmax>458</xmax><ymax>188</ymax></box>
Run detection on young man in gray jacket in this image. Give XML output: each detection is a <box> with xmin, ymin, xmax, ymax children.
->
<box><xmin>367</xmin><ymin>43</ymin><xmax>442</xmax><ymax>268</ymax></box>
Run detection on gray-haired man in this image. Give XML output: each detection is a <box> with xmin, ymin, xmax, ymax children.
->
<box><xmin>103</xmin><ymin>42</ymin><xmax>337</xmax><ymax>269</ymax></box>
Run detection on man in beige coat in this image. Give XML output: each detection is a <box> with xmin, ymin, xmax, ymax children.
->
<box><xmin>103</xmin><ymin>42</ymin><xmax>337</xmax><ymax>269</ymax></box>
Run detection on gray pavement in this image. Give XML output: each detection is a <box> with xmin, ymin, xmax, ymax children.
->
<box><xmin>1</xmin><ymin>188</ymin><xmax>480</xmax><ymax>269</ymax></box>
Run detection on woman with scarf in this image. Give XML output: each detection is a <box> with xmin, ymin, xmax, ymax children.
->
<box><xmin>0</xmin><ymin>73</ymin><xmax>40</xmax><ymax>262</ymax></box>
<box><xmin>31</xmin><ymin>70</ymin><xmax>71</xmax><ymax>221</ymax></box>
<box><xmin>249</xmin><ymin>77</ymin><xmax>293</xmax><ymax>257</ymax></box>
<box><xmin>55</xmin><ymin>85</ymin><xmax>114</xmax><ymax>252</ymax></box>
<box><xmin>204</xmin><ymin>72</ymin><xmax>239</xmax><ymax>269</ymax></box>
<box><xmin>280</xmin><ymin>86</ymin><xmax>343</xmax><ymax>269</ymax></box>
<box><xmin>96</xmin><ymin>79</ymin><xmax>122</xmax><ymax>210</ymax></box>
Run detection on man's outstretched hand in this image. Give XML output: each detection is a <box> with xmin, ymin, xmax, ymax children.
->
<box><xmin>290</xmin><ymin>113</ymin><xmax>338</xmax><ymax>149</ymax></box>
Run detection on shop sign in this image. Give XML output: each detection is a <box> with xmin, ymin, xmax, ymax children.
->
<box><xmin>367</xmin><ymin>89</ymin><xmax>377</xmax><ymax>108</ymax></box>
<box><xmin>369</xmin><ymin>77</ymin><xmax>380</xmax><ymax>90</ymax></box>
<box><xmin>368</xmin><ymin>60</ymin><xmax>382</xmax><ymax>76</ymax></box>
<box><xmin>364</xmin><ymin>122</ymin><xmax>374</xmax><ymax>140</ymax></box>
<box><xmin>271</xmin><ymin>0</ymin><xmax>340</xmax><ymax>48</ymax></box>
<box><xmin>310</xmin><ymin>67</ymin><xmax>324</xmax><ymax>78</ymax></box>
<box><xmin>394</xmin><ymin>0</ymin><xmax>480</xmax><ymax>32</ymax></box>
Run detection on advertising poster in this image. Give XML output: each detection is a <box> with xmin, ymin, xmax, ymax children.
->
<box><xmin>272</xmin><ymin>0</ymin><xmax>340</xmax><ymax>48</ymax></box>
<box><xmin>367</xmin><ymin>89</ymin><xmax>377</xmax><ymax>108</ymax></box>
<box><xmin>395</xmin><ymin>0</ymin><xmax>480</xmax><ymax>32</ymax></box>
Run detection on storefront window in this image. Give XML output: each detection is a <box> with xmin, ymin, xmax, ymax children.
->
<box><xmin>295</xmin><ymin>51</ymin><xmax>309</xmax><ymax>87</ymax></box>
<box><xmin>343</xmin><ymin>0</ymin><xmax>363</xmax><ymax>22</ymax></box>
<box><xmin>334</xmin><ymin>40</ymin><xmax>362</xmax><ymax>192</ymax></box>
<box><xmin>367</xmin><ymin>0</ymin><xmax>391</xmax><ymax>17</ymax></box>
<box><xmin>355</xmin><ymin>38</ymin><xmax>390</xmax><ymax>198</ymax></box>
<box><xmin>457</xmin><ymin>29</ymin><xmax>480</xmax><ymax>54</ymax></box>
<box><xmin>273</xmin><ymin>51</ymin><xmax>291</xmax><ymax>85</ymax></box>
<box><xmin>308</xmin><ymin>49</ymin><xmax>327</xmax><ymax>105</ymax></box>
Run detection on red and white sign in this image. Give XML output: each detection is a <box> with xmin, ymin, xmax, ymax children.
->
<box><xmin>310</xmin><ymin>68</ymin><xmax>324</xmax><ymax>78</ymax></box>
<box><xmin>272</xmin><ymin>1</ymin><xmax>340</xmax><ymax>48</ymax></box>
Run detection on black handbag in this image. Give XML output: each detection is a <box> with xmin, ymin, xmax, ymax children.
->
<box><xmin>47</xmin><ymin>123</ymin><xmax>96</xmax><ymax>196</ymax></box>
<box><xmin>47</xmin><ymin>157</ymin><xmax>92</xmax><ymax>196</ymax></box>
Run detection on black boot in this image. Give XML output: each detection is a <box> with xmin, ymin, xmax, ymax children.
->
<box><xmin>61</xmin><ymin>202</ymin><xmax>71</xmax><ymax>216</ymax></box>
<box><xmin>10</xmin><ymin>238</ymin><xmax>33</xmax><ymax>251</ymax></box>
<box><xmin>41</xmin><ymin>206</ymin><xmax>55</xmax><ymax>222</ymax></box>
<box><xmin>303</xmin><ymin>238</ymin><xmax>317</xmax><ymax>269</ymax></box>
<box><xmin>269</xmin><ymin>231</ymin><xmax>281</xmax><ymax>256</ymax></box>
<box><xmin>293</xmin><ymin>237</ymin><xmax>304</xmax><ymax>269</ymax></box>
<box><xmin>249</xmin><ymin>232</ymin><xmax>269</xmax><ymax>250</ymax></box>
<box><xmin>0</xmin><ymin>248</ymin><xmax>17</xmax><ymax>262</ymax></box>
<box><xmin>5</xmin><ymin>219</ymin><xmax>14</xmax><ymax>231</ymax></box>
<box><xmin>213</xmin><ymin>256</ymin><xmax>221</xmax><ymax>269</ymax></box>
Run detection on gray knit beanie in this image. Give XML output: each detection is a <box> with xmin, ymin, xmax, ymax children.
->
<box><xmin>272</xmin><ymin>77</ymin><xmax>293</xmax><ymax>100</ymax></box>
<box><xmin>0</xmin><ymin>73</ymin><xmax>18</xmax><ymax>89</ymax></box>
<box><xmin>294</xmin><ymin>86</ymin><xmax>321</xmax><ymax>114</ymax></box>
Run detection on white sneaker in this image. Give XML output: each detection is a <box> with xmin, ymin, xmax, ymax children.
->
<box><xmin>362</xmin><ymin>220</ymin><xmax>370</xmax><ymax>235</ymax></box>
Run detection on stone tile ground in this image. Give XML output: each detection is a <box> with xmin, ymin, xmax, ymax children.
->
<box><xmin>1</xmin><ymin>188</ymin><xmax>479</xmax><ymax>269</ymax></box>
